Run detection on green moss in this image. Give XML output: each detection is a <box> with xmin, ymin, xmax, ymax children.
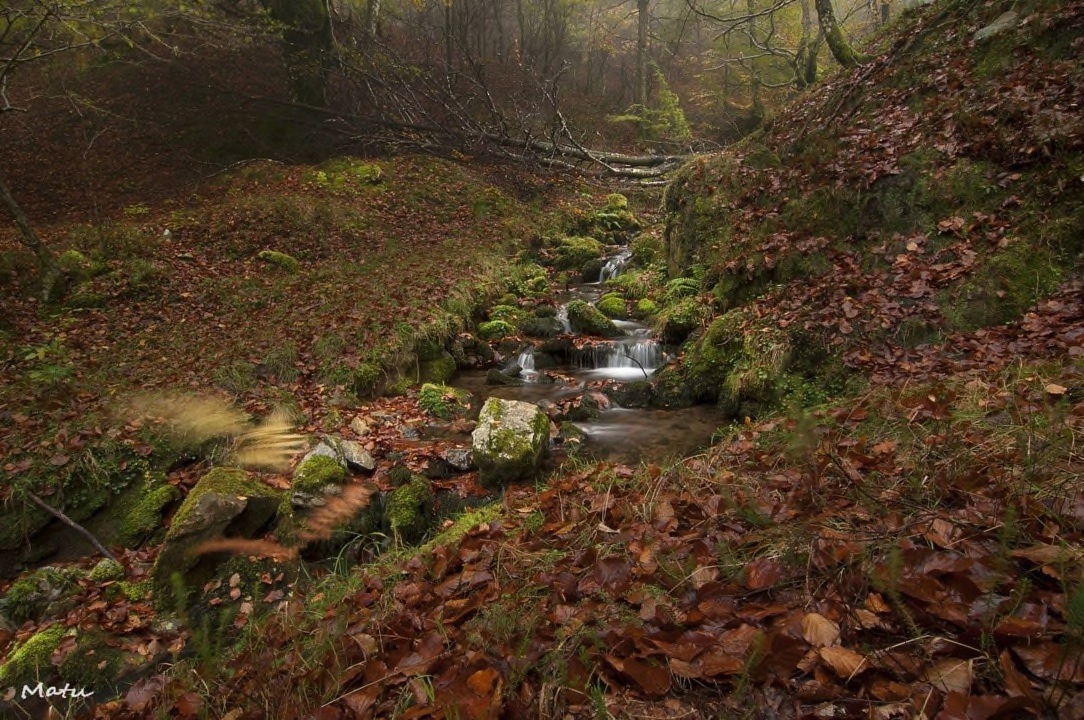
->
<box><xmin>566</xmin><ymin>300</ymin><xmax>621</xmax><ymax>337</ymax></box>
<box><xmin>596</xmin><ymin>294</ymin><xmax>626</xmax><ymax>319</ymax></box>
<box><xmin>1</xmin><ymin>567</ymin><xmax>80</xmax><ymax>625</ymax></box>
<box><xmin>474</xmin><ymin>399</ymin><xmax>551</xmax><ymax>488</ymax></box>
<box><xmin>0</xmin><ymin>625</ymin><xmax>67</xmax><ymax>685</ymax></box>
<box><xmin>630</xmin><ymin>233</ymin><xmax>662</xmax><ymax>266</ymax></box>
<box><xmin>419</xmin><ymin>350</ymin><xmax>456</xmax><ymax>384</ymax></box>
<box><xmin>169</xmin><ymin>468</ymin><xmax>275</xmax><ymax>532</ymax></box>
<box><xmin>657</xmin><ymin>297</ymin><xmax>709</xmax><ymax>344</ymax></box>
<box><xmin>940</xmin><ymin>241</ymin><xmax>1063</xmax><ymax>331</ymax></box>
<box><xmin>552</xmin><ymin>236</ymin><xmax>603</xmax><ymax>272</ymax></box>
<box><xmin>418</xmin><ymin>383</ymin><xmax>470</xmax><ymax>419</ymax></box>
<box><xmin>256</xmin><ymin>250</ymin><xmax>300</xmax><ymax>273</ymax></box>
<box><xmin>634</xmin><ymin>298</ymin><xmax>658</xmax><ymax>319</ymax></box>
<box><xmin>58</xmin><ymin>631</ymin><xmax>125</xmax><ymax>691</ymax></box>
<box><xmin>353</xmin><ymin>362</ymin><xmax>382</xmax><ymax>396</ymax></box>
<box><xmin>385</xmin><ymin>475</ymin><xmax>434</xmax><ymax>543</ymax></box>
<box><xmin>88</xmin><ymin>558</ymin><xmax>125</xmax><ymax>583</ymax></box>
<box><xmin>479</xmin><ymin>320</ymin><xmax>515</xmax><ymax>341</ymax></box>
<box><xmin>606</xmin><ymin>193</ymin><xmax>629</xmax><ymax>210</ymax></box>
<box><xmin>118</xmin><ymin>482</ymin><xmax>180</xmax><ymax>547</ymax></box>
<box><xmin>489</xmin><ymin>304</ymin><xmax>524</xmax><ymax>324</ymax></box>
<box><xmin>293</xmin><ymin>455</ymin><xmax>347</xmax><ymax>492</ymax></box>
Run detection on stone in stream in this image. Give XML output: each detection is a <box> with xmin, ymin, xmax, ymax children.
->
<box><xmin>472</xmin><ymin>398</ymin><xmax>550</xmax><ymax>488</ymax></box>
<box><xmin>339</xmin><ymin>439</ymin><xmax>377</xmax><ymax>473</ymax></box>
<box><xmin>566</xmin><ymin>300</ymin><xmax>623</xmax><ymax>338</ymax></box>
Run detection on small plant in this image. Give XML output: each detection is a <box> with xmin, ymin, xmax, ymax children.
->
<box><xmin>21</xmin><ymin>337</ymin><xmax>73</xmax><ymax>388</ymax></box>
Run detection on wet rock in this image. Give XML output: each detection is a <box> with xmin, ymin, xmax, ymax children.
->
<box><xmin>567</xmin><ymin>300</ymin><xmax>623</xmax><ymax>337</ymax></box>
<box><xmin>605</xmin><ymin>380</ymin><xmax>654</xmax><ymax>408</ymax></box>
<box><xmin>486</xmin><ymin>368</ymin><xmax>522</xmax><ymax>386</ymax></box>
<box><xmin>472</xmin><ymin>398</ymin><xmax>550</xmax><ymax>488</ymax></box>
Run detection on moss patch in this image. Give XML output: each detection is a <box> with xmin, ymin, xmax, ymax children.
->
<box><xmin>0</xmin><ymin>624</ymin><xmax>67</xmax><ymax>685</ymax></box>
<box><xmin>293</xmin><ymin>455</ymin><xmax>348</xmax><ymax>492</ymax></box>
<box><xmin>478</xmin><ymin>320</ymin><xmax>515</xmax><ymax>341</ymax></box>
<box><xmin>596</xmin><ymin>293</ymin><xmax>627</xmax><ymax>319</ymax></box>
<box><xmin>385</xmin><ymin>474</ymin><xmax>434</xmax><ymax>544</ymax></box>
<box><xmin>418</xmin><ymin>383</ymin><xmax>470</xmax><ymax>419</ymax></box>
<box><xmin>551</xmin><ymin>236</ymin><xmax>603</xmax><ymax>272</ymax></box>
<box><xmin>256</xmin><ymin>250</ymin><xmax>300</xmax><ymax>273</ymax></box>
<box><xmin>566</xmin><ymin>300</ymin><xmax>621</xmax><ymax>337</ymax></box>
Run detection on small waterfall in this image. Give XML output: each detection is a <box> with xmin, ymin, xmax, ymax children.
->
<box><xmin>599</xmin><ymin>248</ymin><xmax>632</xmax><ymax>283</ymax></box>
<box><xmin>573</xmin><ymin>340</ymin><xmax>663</xmax><ymax>377</ymax></box>
<box><xmin>517</xmin><ymin>348</ymin><xmax>536</xmax><ymax>371</ymax></box>
<box><xmin>556</xmin><ymin>305</ymin><xmax>572</xmax><ymax>333</ymax></box>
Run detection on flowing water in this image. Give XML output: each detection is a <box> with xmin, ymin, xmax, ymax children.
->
<box><xmin>452</xmin><ymin>249</ymin><xmax>725</xmax><ymax>464</ymax></box>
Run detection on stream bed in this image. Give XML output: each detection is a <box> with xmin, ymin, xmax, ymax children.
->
<box><xmin>452</xmin><ymin>251</ymin><xmax>726</xmax><ymax>464</ymax></box>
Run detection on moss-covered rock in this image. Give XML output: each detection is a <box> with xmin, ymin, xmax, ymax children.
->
<box><xmin>478</xmin><ymin>320</ymin><xmax>515</xmax><ymax>341</ymax></box>
<box><xmin>87</xmin><ymin>558</ymin><xmax>125</xmax><ymax>583</ymax></box>
<box><xmin>606</xmin><ymin>193</ymin><xmax>629</xmax><ymax>210</ymax></box>
<box><xmin>293</xmin><ymin>454</ymin><xmax>348</xmax><ymax>493</ymax></box>
<box><xmin>256</xmin><ymin>250</ymin><xmax>300</xmax><ymax>273</ymax></box>
<box><xmin>634</xmin><ymin>298</ymin><xmax>658</xmax><ymax>319</ymax></box>
<box><xmin>596</xmin><ymin>293</ymin><xmax>627</xmax><ymax>319</ymax></box>
<box><xmin>419</xmin><ymin>349</ymin><xmax>456</xmax><ymax>384</ymax></box>
<box><xmin>418</xmin><ymin>383</ymin><xmax>470</xmax><ymax>420</ymax></box>
<box><xmin>471</xmin><ymin>398</ymin><xmax>550</xmax><ymax>488</ymax></box>
<box><xmin>488</xmin><ymin>304</ymin><xmax>524</xmax><ymax>324</ymax></box>
<box><xmin>116</xmin><ymin>480</ymin><xmax>180</xmax><ymax>548</ymax></box>
<box><xmin>657</xmin><ymin>297</ymin><xmax>709</xmax><ymax>344</ymax></box>
<box><xmin>385</xmin><ymin>474</ymin><xmax>434</xmax><ymax>544</ymax></box>
<box><xmin>552</xmin><ymin>236</ymin><xmax>603</xmax><ymax>272</ymax></box>
<box><xmin>566</xmin><ymin>300</ymin><xmax>622</xmax><ymax>337</ymax></box>
<box><xmin>0</xmin><ymin>624</ymin><xmax>67</xmax><ymax>686</ymax></box>
<box><xmin>517</xmin><ymin>315</ymin><xmax>563</xmax><ymax>339</ymax></box>
<box><xmin>1</xmin><ymin>566</ymin><xmax>82</xmax><ymax>624</ymax></box>
<box><xmin>152</xmin><ymin>468</ymin><xmax>283</xmax><ymax>609</ymax></box>
<box><xmin>57</xmin><ymin>630</ymin><xmax>127</xmax><ymax>693</ymax></box>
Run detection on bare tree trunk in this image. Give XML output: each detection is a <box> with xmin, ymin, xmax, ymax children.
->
<box><xmin>794</xmin><ymin>0</ymin><xmax>820</xmax><ymax>88</ymax></box>
<box><xmin>815</xmin><ymin>0</ymin><xmax>868</xmax><ymax>68</ymax></box>
<box><xmin>636</xmin><ymin>0</ymin><xmax>650</xmax><ymax>106</ymax></box>
<box><xmin>362</xmin><ymin>0</ymin><xmax>381</xmax><ymax>41</ymax></box>
<box><xmin>0</xmin><ymin>164</ymin><xmax>62</xmax><ymax>299</ymax></box>
<box><xmin>260</xmin><ymin>0</ymin><xmax>334</xmax><ymax>105</ymax></box>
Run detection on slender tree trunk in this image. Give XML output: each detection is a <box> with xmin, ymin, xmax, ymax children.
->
<box><xmin>261</xmin><ymin>0</ymin><xmax>334</xmax><ymax>105</ymax></box>
<box><xmin>814</xmin><ymin>0</ymin><xmax>867</xmax><ymax>68</ymax></box>
<box><xmin>362</xmin><ymin>0</ymin><xmax>381</xmax><ymax>41</ymax></box>
<box><xmin>795</xmin><ymin>0</ymin><xmax>819</xmax><ymax>88</ymax></box>
<box><xmin>636</xmin><ymin>0</ymin><xmax>650</xmax><ymax>107</ymax></box>
<box><xmin>0</xmin><ymin>164</ymin><xmax>62</xmax><ymax>298</ymax></box>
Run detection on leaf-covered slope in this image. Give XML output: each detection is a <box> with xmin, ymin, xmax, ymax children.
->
<box><xmin>659</xmin><ymin>0</ymin><xmax>1083</xmax><ymax>415</ymax></box>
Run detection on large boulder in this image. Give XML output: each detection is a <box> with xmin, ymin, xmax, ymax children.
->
<box><xmin>471</xmin><ymin>398</ymin><xmax>550</xmax><ymax>488</ymax></box>
<box><xmin>152</xmin><ymin>468</ymin><xmax>282</xmax><ymax>608</ymax></box>
<box><xmin>567</xmin><ymin>300</ymin><xmax>623</xmax><ymax>337</ymax></box>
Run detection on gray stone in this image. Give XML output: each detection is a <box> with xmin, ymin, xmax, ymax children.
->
<box><xmin>339</xmin><ymin>439</ymin><xmax>376</xmax><ymax>472</ymax></box>
<box><xmin>974</xmin><ymin>11</ymin><xmax>1018</xmax><ymax>42</ymax></box>
<box><xmin>304</xmin><ymin>441</ymin><xmax>343</xmax><ymax>466</ymax></box>
<box><xmin>442</xmin><ymin>447</ymin><xmax>473</xmax><ymax>471</ymax></box>
<box><xmin>471</xmin><ymin>398</ymin><xmax>550</xmax><ymax>488</ymax></box>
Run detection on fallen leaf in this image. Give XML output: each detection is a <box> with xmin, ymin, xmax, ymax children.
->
<box><xmin>921</xmin><ymin>657</ymin><xmax>973</xmax><ymax>694</ymax></box>
<box><xmin>801</xmin><ymin>613</ymin><xmax>841</xmax><ymax>648</ymax></box>
<box><xmin>819</xmin><ymin>646</ymin><xmax>868</xmax><ymax>678</ymax></box>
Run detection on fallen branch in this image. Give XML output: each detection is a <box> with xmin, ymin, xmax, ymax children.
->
<box><xmin>25</xmin><ymin>491</ymin><xmax>120</xmax><ymax>564</ymax></box>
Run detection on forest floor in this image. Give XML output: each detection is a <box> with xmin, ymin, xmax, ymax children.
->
<box><xmin>1</xmin><ymin>1</ymin><xmax>1083</xmax><ymax>718</ymax></box>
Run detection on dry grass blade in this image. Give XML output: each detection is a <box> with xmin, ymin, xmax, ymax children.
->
<box><xmin>192</xmin><ymin>538</ymin><xmax>298</xmax><ymax>561</ymax></box>
<box><xmin>232</xmin><ymin>411</ymin><xmax>307</xmax><ymax>471</ymax></box>
<box><xmin>126</xmin><ymin>393</ymin><xmax>249</xmax><ymax>444</ymax></box>
<box><xmin>298</xmin><ymin>484</ymin><xmax>378</xmax><ymax>544</ymax></box>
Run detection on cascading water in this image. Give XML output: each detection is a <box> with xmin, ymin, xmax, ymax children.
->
<box><xmin>517</xmin><ymin>348</ymin><xmax>536</xmax><ymax>371</ymax></box>
<box><xmin>556</xmin><ymin>305</ymin><xmax>572</xmax><ymax>333</ymax></box>
<box><xmin>573</xmin><ymin>340</ymin><xmax>663</xmax><ymax>380</ymax></box>
<box><xmin>598</xmin><ymin>248</ymin><xmax>632</xmax><ymax>283</ymax></box>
